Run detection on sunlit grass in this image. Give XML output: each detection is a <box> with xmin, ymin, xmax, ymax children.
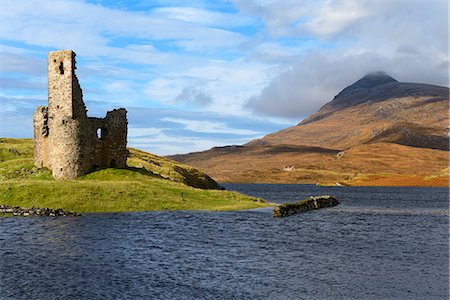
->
<box><xmin>0</xmin><ymin>138</ymin><xmax>271</xmax><ymax>213</ymax></box>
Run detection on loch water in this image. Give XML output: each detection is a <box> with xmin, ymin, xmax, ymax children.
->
<box><xmin>0</xmin><ymin>184</ymin><xmax>448</xmax><ymax>299</ymax></box>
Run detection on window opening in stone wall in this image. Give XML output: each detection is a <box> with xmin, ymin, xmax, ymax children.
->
<box><xmin>97</xmin><ymin>128</ymin><xmax>107</xmax><ymax>140</ymax></box>
<box><xmin>59</xmin><ymin>62</ymin><xmax>64</xmax><ymax>75</ymax></box>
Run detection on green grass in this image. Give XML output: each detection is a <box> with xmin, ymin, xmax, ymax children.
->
<box><xmin>127</xmin><ymin>147</ymin><xmax>220</xmax><ymax>189</ymax></box>
<box><xmin>0</xmin><ymin>138</ymin><xmax>271</xmax><ymax>213</ymax></box>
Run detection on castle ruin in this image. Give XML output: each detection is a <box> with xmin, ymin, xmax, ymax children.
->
<box><xmin>33</xmin><ymin>50</ymin><xmax>128</xmax><ymax>180</ymax></box>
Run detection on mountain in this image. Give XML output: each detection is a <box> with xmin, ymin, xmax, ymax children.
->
<box><xmin>170</xmin><ymin>73</ymin><xmax>449</xmax><ymax>186</ymax></box>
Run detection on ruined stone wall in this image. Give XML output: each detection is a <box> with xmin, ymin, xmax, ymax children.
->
<box><xmin>33</xmin><ymin>50</ymin><xmax>128</xmax><ymax>180</ymax></box>
<box><xmin>83</xmin><ymin>109</ymin><xmax>128</xmax><ymax>169</ymax></box>
<box><xmin>33</xmin><ymin>106</ymin><xmax>49</xmax><ymax>168</ymax></box>
<box><xmin>78</xmin><ymin>109</ymin><xmax>128</xmax><ymax>172</ymax></box>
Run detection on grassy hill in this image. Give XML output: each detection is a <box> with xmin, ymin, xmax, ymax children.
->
<box><xmin>0</xmin><ymin>138</ymin><xmax>270</xmax><ymax>213</ymax></box>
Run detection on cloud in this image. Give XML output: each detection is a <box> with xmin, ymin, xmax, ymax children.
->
<box><xmin>144</xmin><ymin>78</ymin><xmax>184</xmax><ymax>103</ymax></box>
<box><xmin>0</xmin><ymin>52</ymin><xmax>46</xmax><ymax>75</ymax></box>
<box><xmin>0</xmin><ymin>112</ymin><xmax>33</xmax><ymax>138</ymax></box>
<box><xmin>0</xmin><ymin>95</ymin><xmax>47</xmax><ymax>138</ymax></box>
<box><xmin>244</xmin><ymin>0</ymin><xmax>448</xmax><ymax>119</ymax></box>
<box><xmin>152</xmin><ymin>6</ymin><xmax>253</xmax><ymax>28</ymax></box>
<box><xmin>141</xmin><ymin>58</ymin><xmax>273</xmax><ymax>115</ymax></box>
<box><xmin>0</xmin><ymin>0</ymin><xmax>247</xmax><ymax>57</ymax></box>
<box><xmin>233</xmin><ymin>0</ymin><xmax>307</xmax><ymax>37</ymax></box>
<box><xmin>128</xmin><ymin>127</ymin><xmax>164</xmax><ymax>138</ymax></box>
<box><xmin>129</xmin><ymin>132</ymin><xmax>250</xmax><ymax>156</ymax></box>
<box><xmin>174</xmin><ymin>87</ymin><xmax>212</xmax><ymax>106</ymax></box>
<box><xmin>302</xmin><ymin>0</ymin><xmax>373</xmax><ymax>36</ymax></box>
<box><xmin>246</xmin><ymin>47</ymin><xmax>449</xmax><ymax>119</ymax></box>
<box><xmin>0</xmin><ymin>95</ymin><xmax>46</xmax><ymax>111</ymax></box>
<box><xmin>245</xmin><ymin>52</ymin><xmax>351</xmax><ymax>119</ymax></box>
<box><xmin>122</xmin><ymin>106</ymin><xmax>287</xmax><ymax>154</ymax></box>
<box><xmin>0</xmin><ymin>77</ymin><xmax>46</xmax><ymax>91</ymax></box>
<box><xmin>162</xmin><ymin>118</ymin><xmax>262</xmax><ymax>136</ymax></box>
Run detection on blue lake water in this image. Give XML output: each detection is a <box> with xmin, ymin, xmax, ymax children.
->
<box><xmin>0</xmin><ymin>184</ymin><xmax>448</xmax><ymax>299</ymax></box>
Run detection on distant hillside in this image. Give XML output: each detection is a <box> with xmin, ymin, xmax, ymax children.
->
<box><xmin>171</xmin><ymin>73</ymin><xmax>449</xmax><ymax>187</ymax></box>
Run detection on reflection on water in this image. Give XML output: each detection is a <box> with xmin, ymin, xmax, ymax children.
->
<box><xmin>0</xmin><ymin>185</ymin><xmax>448</xmax><ymax>299</ymax></box>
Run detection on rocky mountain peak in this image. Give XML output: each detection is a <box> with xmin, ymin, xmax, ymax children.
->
<box><xmin>316</xmin><ymin>72</ymin><xmax>401</xmax><ymax>112</ymax></box>
<box><xmin>301</xmin><ymin>72</ymin><xmax>448</xmax><ymax>125</ymax></box>
<box><xmin>346</xmin><ymin>72</ymin><xmax>398</xmax><ymax>91</ymax></box>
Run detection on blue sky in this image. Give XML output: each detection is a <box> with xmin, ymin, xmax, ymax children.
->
<box><xmin>0</xmin><ymin>0</ymin><xmax>448</xmax><ymax>155</ymax></box>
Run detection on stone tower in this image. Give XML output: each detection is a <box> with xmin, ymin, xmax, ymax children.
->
<box><xmin>33</xmin><ymin>50</ymin><xmax>128</xmax><ymax>180</ymax></box>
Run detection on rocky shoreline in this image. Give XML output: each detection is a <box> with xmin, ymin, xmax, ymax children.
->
<box><xmin>0</xmin><ymin>205</ymin><xmax>80</xmax><ymax>217</ymax></box>
<box><xmin>273</xmin><ymin>195</ymin><xmax>340</xmax><ymax>217</ymax></box>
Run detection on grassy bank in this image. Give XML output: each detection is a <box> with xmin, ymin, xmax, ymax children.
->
<box><xmin>0</xmin><ymin>138</ymin><xmax>271</xmax><ymax>213</ymax></box>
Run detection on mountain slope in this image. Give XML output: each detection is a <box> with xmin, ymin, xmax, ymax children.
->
<box><xmin>171</xmin><ymin>73</ymin><xmax>449</xmax><ymax>186</ymax></box>
<box><xmin>251</xmin><ymin>72</ymin><xmax>449</xmax><ymax>151</ymax></box>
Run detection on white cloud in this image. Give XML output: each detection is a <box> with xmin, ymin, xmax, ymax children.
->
<box><xmin>243</xmin><ymin>0</ymin><xmax>448</xmax><ymax>119</ymax></box>
<box><xmin>162</xmin><ymin>118</ymin><xmax>262</xmax><ymax>135</ymax></box>
<box><xmin>303</xmin><ymin>0</ymin><xmax>373</xmax><ymax>36</ymax></box>
<box><xmin>233</xmin><ymin>0</ymin><xmax>388</xmax><ymax>38</ymax></box>
<box><xmin>128</xmin><ymin>128</ymin><xmax>255</xmax><ymax>155</ymax></box>
<box><xmin>181</xmin><ymin>59</ymin><xmax>275</xmax><ymax>115</ymax></box>
<box><xmin>128</xmin><ymin>127</ymin><xmax>164</xmax><ymax>137</ymax></box>
<box><xmin>233</xmin><ymin>0</ymin><xmax>307</xmax><ymax>37</ymax></box>
<box><xmin>144</xmin><ymin>78</ymin><xmax>185</xmax><ymax>102</ymax></box>
<box><xmin>0</xmin><ymin>1</ymin><xmax>247</xmax><ymax>58</ymax></box>
<box><xmin>153</xmin><ymin>6</ymin><xmax>252</xmax><ymax>28</ymax></box>
<box><xmin>0</xmin><ymin>52</ymin><xmax>46</xmax><ymax>75</ymax></box>
<box><xmin>142</xmin><ymin>58</ymin><xmax>275</xmax><ymax>115</ymax></box>
<box><xmin>246</xmin><ymin>46</ymin><xmax>449</xmax><ymax>119</ymax></box>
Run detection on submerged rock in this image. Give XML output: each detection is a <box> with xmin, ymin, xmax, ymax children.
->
<box><xmin>273</xmin><ymin>195</ymin><xmax>339</xmax><ymax>217</ymax></box>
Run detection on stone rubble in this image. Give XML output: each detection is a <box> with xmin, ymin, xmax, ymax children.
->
<box><xmin>0</xmin><ymin>205</ymin><xmax>80</xmax><ymax>217</ymax></box>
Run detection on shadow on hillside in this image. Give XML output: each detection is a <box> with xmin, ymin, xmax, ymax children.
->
<box><xmin>124</xmin><ymin>166</ymin><xmax>166</xmax><ymax>180</ymax></box>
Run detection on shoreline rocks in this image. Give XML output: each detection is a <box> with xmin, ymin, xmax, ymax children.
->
<box><xmin>273</xmin><ymin>195</ymin><xmax>340</xmax><ymax>217</ymax></box>
<box><xmin>0</xmin><ymin>205</ymin><xmax>80</xmax><ymax>217</ymax></box>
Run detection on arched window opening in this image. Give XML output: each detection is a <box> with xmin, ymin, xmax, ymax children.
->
<box><xmin>59</xmin><ymin>62</ymin><xmax>64</xmax><ymax>75</ymax></box>
<box><xmin>97</xmin><ymin>128</ymin><xmax>107</xmax><ymax>140</ymax></box>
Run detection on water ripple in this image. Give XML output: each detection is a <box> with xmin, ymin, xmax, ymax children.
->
<box><xmin>0</xmin><ymin>185</ymin><xmax>448</xmax><ymax>299</ymax></box>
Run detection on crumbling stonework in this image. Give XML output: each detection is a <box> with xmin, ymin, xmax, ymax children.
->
<box><xmin>34</xmin><ymin>50</ymin><xmax>128</xmax><ymax>180</ymax></box>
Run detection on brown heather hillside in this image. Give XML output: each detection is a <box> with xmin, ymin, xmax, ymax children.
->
<box><xmin>170</xmin><ymin>73</ymin><xmax>449</xmax><ymax>187</ymax></box>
